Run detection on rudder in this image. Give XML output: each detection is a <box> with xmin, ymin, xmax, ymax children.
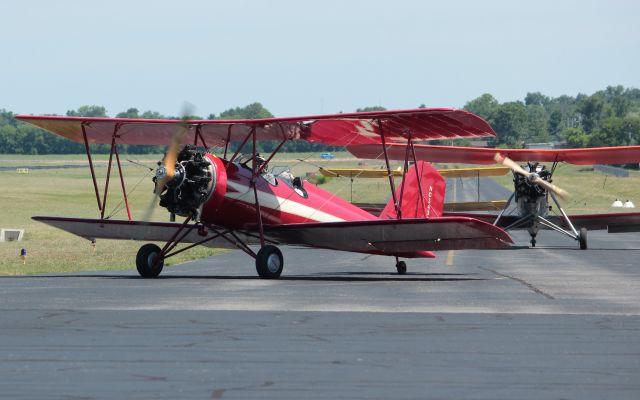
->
<box><xmin>380</xmin><ymin>161</ymin><xmax>446</xmax><ymax>219</ymax></box>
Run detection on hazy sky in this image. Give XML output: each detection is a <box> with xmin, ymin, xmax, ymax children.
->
<box><xmin>2</xmin><ymin>0</ymin><xmax>639</xmax><ymax>118</ymax></box>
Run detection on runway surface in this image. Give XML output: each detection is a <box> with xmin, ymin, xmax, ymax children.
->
<box><xmin>1</xmin><ymin>228</ymin><xmax>639</xmax><ymax>399</ymax></box>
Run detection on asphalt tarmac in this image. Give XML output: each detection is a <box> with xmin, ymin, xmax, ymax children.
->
<box><xmin>1</xmin><ymin>227</ymin><xmax>639</xmax><ymax>399</ymax></box>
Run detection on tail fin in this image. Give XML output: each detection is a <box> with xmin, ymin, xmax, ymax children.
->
<box><xmin>380</xmin><ymin>161</ymin><xmax>446</xmax><ymax>219</ymax></box>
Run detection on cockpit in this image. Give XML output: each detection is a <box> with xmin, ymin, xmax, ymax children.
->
<box><xmin>238</xmin><ymin>155</ymin><xmax>307</xmax><ymax>197</ymax></box>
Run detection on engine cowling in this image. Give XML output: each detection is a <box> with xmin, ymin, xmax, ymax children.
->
<box><xmin>155</xmin><ymin>145</ymin><xmax>226</xmax><ymax>220</ymax></box>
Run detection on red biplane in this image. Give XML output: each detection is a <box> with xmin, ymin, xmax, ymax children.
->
<box><xmin>16</xmin><ymin>108</ymin><xmax>640</xmax><ymax>278</ymax></box>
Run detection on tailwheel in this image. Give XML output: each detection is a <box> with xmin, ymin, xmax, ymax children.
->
<box><xmin>396</xmin><ymin>261</ymin><xmax>407</xmax><ymax>275</ymax></box>
<box><xmin>578</xmin><ymin>227</ymin><xmax>588</xmax><ymax>250</ymax></box>
<box><xmin>136</xmin><ymin>243</ymin><xmax>164</xmax><ymax>278</ymax></box>
<box><xmin>530</xmin><ymin>234</ymin><xmax>536</xmax><ymax>247</ymax></box>
<box><xmin>256</xmin><ymin>245</ymin><xmax>283</xmax><ymax>279</ymax></box>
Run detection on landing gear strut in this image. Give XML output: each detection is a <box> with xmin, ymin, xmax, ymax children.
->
<box><xmin>256</xmin><ymin>245</ymin><xmax>284</xmax><ymax>279</ymax></box>
<box><xmin>136</xmin><ymin>243</ymin><xmax>164</xmax><ymax>278</ymax></box>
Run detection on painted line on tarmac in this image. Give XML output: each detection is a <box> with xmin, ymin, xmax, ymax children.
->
<box><xmin>446</xmin><ymin>250</ymin><xmax>455</xmax><ymax>266</ymax></box>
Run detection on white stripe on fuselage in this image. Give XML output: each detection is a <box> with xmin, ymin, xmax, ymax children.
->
<box><xmin>225</xmin><ymin>181</ymin><xmax>345</xmax><ymax>223</ymax></box>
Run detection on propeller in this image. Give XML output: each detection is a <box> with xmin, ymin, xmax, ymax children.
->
<box><xmin>494</xmin><ymin>152</ymin><xmax>569</xmax><ymax>200</ymax></box>
<box><xmin>142</xmin><ymin>104</ymin><xmax>194</xmax><ymax>221</ymax></box>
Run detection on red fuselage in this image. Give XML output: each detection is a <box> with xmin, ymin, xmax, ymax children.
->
<box><xmin>200</xmin><ymin>154</ymin><xmax>376</xmax><ymax>230</ymax></box>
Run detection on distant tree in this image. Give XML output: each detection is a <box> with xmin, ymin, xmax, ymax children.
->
<box><xmin>218</xmin><ymin>102</ymin><xmax>273</xmax><ymax>119</ymax></box>
<box><xmin>561</xmin><ymin>127</ymin><xmax>589</xmax><ymax>148</ymax></box>
<box><xmin>490</xmin><ymin>102</ymin><xmax>527</xmax><ymax>147</ymax></box>
<box><xmin>116</xmin><ymin>108</ymin><xmax>140</xmax><ymax>118</ymax></box>
<box><xmin>524</xmin><ymin>92</ymin><xmax>550</xmax><ymax>106</ymax></box>
<box><xmin>589</xmin><ymin>116</ymin><xmax>640</xmax><ymax>147</ymax></box>
<box><xmin>548</xmin><ymin>110</ymin><xmax>563</xmax><ymax>137</ymax></box>
<box><xmin>578</xmin><ymin>95</ymin><xmax>606</xmax><ymax>133</ymax></box>
<box><xmin>525</xmin><ymin>104</ymin><xmax>549</xmax><ymax>142</ymax></box>
<box><xmin>418</xmin><ymin>104</ymin><xmax>426</xmax><ymax>109</ymax></box>
<box><xmin>66</xmin><ymin>105</ymin><xmax>108</xmax><ymax>117</ymax></box>
<box><xmin>611</xmin><ymin>96</ymin><xmax>631</xmax><ymax>118</ymax></box>
<box><xmin>141</xmin><ymin>110</ymin><xmax>165</xmax><ymax>119</ymax></box>
<box><xmin>625</xmin><ymin>116</ymin><xmax>640</xmax><ymax>144</ymax></box>
<box><xmin>355</xmin><ymin>106</ymin><xmax>386</xmax><ymax>112</ymax></box>
<box><xmin>0</xmin><ymin>123</ymin><xmax>21</xmax><ymax>153</ymax></box>
<box><xmin>463</xmin><ymin>94</ymin><xmax>499</xmax><ymax>120</ymax></box>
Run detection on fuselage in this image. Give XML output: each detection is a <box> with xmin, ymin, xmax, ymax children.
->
<box><xmin>199</xmin><ymin>154</ymin><xmax>377</xmax><ymax>230</ymax></box>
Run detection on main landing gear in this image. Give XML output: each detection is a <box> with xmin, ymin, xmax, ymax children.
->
<box><xmin>255</xmin><ymin>245</ymin><xmax>284</xmax><ymax>279</ymax></box>
<box><xmin>136</xmin><ymin>243</ymin><xmax>164</xmax><ymax>278</ymax></box>
<box><xmin>134</xmin><ymin>236</ymin><xmax>287</xmax><ymax>279</ymax></box>
<box><xmin>579</xmin><ymin>227</ymin><xmax>588</xmax><ymax>250</ymax></box>
<box><xmin>528</xmin><ymin>227</ymin><xmax>587</xmax><ymax>249</ymax></box>
<box><xmin>395</xmin><ymin>258</ymin><xmax>407</xmax><ymax>275</ymax></box>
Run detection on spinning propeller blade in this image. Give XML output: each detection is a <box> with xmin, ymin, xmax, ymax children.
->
<box><xmin>142</xmin><ymin>103</ymin><xmax>195</xmax><ymax>221</ymax></box>
<box><xmin>494</xmin><ymin>153</ymin><xmax>569</xmax><ymax>200</ymax></box>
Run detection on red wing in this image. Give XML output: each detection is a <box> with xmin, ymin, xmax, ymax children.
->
<box><xmin>32</xmin><ymin>216</ymin><xmax>261</xmax><ymax>248</ymax></box>
<box><xmin>348</xmin><ymin>143</ymin><xmax>640</xmax><ymax>165</ymax></box>
<box><xmin>262</xmin><ymin>217</ymin><xmax>513</xmax><ymax>257</ymax></box>
<box><xmin>17</xmin><ymin>108</ymin><xmax>494</xmax><ymax>147</ymax></box>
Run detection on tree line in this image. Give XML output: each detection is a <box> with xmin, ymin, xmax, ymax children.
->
<box><xmin>463</xmin><ymin>86</ymin><xmax>640</xmax><ymax>148</ymax></box>
<box><xmin>1</xmin><ymin>85</ymin><xmax>639</xmax><ymax>154</ymax></box>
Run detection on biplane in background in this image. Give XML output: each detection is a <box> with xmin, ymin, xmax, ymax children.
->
<box><xmin>348</xmin><ymin>143</ymin><xmax>640</xmax><ymax>248</ymax></box>
<box><xmin>17</xmin><ymin>108</ymin><xmax>640</xmax><ymax>278</ymax></box>
<box><xmin>18</xmin><ymin>109</ymin><xmax>516</xmax><ymax>278</ymax></box>
<box><xmin>318</xmin><ymin>165</ymin><xmax>511</xmax><ymax>212</ymax></box>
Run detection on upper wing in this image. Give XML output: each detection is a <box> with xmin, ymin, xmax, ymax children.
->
<box><xmin>348</xmin><ymin>143</ymin><xmax>640</xmax><ymax>165</ymax></box>
<box><xmin>16</xmin><ymin>108</ymin><xmax>495</xmax><ymax>147</ymax></box>
<box><xmin>262</xmin><ymin>217</ymin><xmax>513</xmax><ymax>257</ymax></box>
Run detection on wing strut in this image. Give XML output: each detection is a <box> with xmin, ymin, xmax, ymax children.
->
<box><xmin>81</xmin><ymin>122</ymin><xmax>133</xmax><ymax>221</ymax></box>
<box><xmin>378</xmin><ymin>119</ymin><xmax>401</xmax><ymax>219</ymax></box>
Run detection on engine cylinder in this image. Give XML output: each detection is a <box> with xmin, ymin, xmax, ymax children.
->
<box><xmin>157</xmin><ymin>145</ymin><xmax>216</xmax><ymax>219</ymax></box>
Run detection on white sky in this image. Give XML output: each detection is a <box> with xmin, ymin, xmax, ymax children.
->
<box><xmin>2</xmin><ymin>0</ymin><xmax>639</xmax><ymax>117</ymax></box>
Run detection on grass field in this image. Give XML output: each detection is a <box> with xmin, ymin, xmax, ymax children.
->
<box><xmin>1</xmin><ymin>152</ymin><xmax>638</xmax><ymax>275</ymax></box>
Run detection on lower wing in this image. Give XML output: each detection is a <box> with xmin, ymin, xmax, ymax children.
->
<box><xmin>34</xmin><ymin>216</ymin><xmax>514</xmax><ymax>258</ymax></box>
<box><xmin>262</xmin><ymin>217</ymin><xmax>513</xmax><ymax>257</ymax></box>
<box><xmin>32</xmin><ymin>216</ymin><xmax>261</xmax><ymax>248</ymax></box>
<box><xmin>444</xmin><ymin>212</ymin><xmax>640</xmax><ymax>232</ymax></box>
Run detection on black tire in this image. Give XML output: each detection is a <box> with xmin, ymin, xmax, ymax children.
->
<box><xmin>256</xmin><ymin>245</ymin><xmax>283</xmax><ymax>279</ymax></box>
<box><xmin>396</xmin><ymin>261</ymin><xmax>407</xmax><ymax>275</ymax></box>
<box><xmin>136</xmin><ymin>243</ymin><xmax>164</xmax><ymax>278</ymax></box>
<box><xmin>531</xmin><ymin>238</ymin><xmax>536</xmax><ymax>247</ymax></box>
<box><xmin>579</xmin><ymin>227</ymin><xmax>588</xmax><ymax>250</ymax></box>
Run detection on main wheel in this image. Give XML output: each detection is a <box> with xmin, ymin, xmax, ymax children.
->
<box><xmin>578</xmin><ymin>227</ymin><xmax>588</xmax><ymax>250</ymax></box>
<box><xmin>256</xmin><ymin>245</ymin><xmax>283</xmax><ymax>279</ymax></box>
<box><xmin>396</xmin><ymin>261</ymin><xmax>407</xmax><ymax>275</ymax></box>
<box><xmin>136</xmin><ymin>243</ymin><xmax>164</xmax><ymax>278</ymax></box>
